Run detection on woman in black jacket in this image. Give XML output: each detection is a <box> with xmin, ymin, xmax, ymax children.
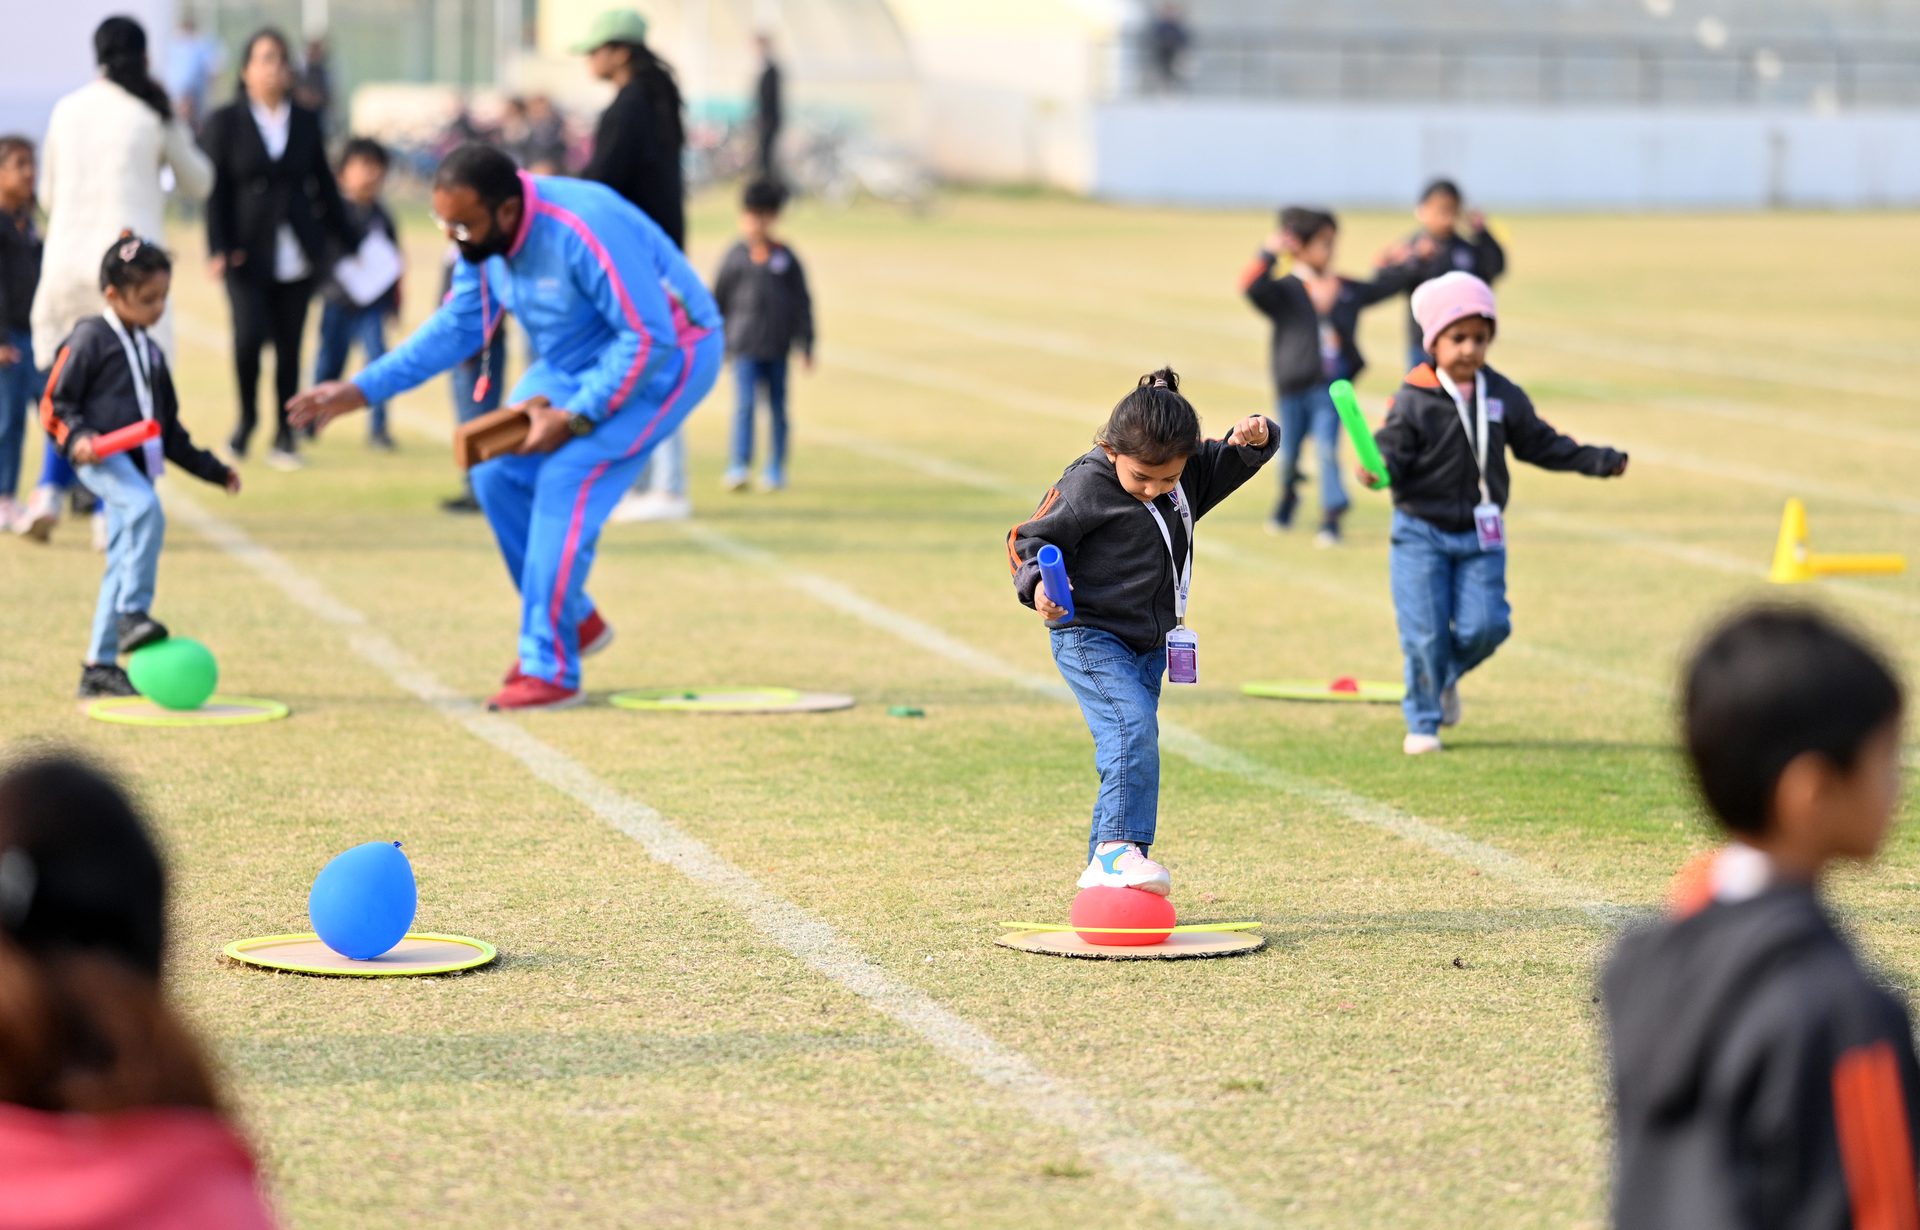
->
<box><xmin>200</xmin><ymin>28</ymin><xmax>348</xmax><ymax>469</ymax></box>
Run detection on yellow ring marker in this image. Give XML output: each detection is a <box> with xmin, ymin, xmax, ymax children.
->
<box><xmin>84</xmin><ymin>696</ymin><xmax>292</xmax><ymax>727</ymax></box>
<box><xmin>223</xmin><ymin>931</ymin><xmax>497</xmax><ymax>977</ymax></box>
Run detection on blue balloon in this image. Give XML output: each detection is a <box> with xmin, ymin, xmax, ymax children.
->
<box><xmin>308</xmin><ymin>841</ymin><xmax>417</xmax><ymax>959</ymax></box>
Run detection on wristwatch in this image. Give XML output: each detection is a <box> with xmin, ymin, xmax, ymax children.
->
<box><xmin>566</xmin><ymin>412</ymin><xmax>596</xmax><ymax>438</ymax></box>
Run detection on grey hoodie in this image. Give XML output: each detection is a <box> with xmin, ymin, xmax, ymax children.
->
<box><xmin>1007</xmin><ymin>429</ymin><xmax>1278</xmax><ymax>654</ymax></box>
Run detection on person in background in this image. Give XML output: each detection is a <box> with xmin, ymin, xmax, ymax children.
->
<box><xmin>753</xmin><ymin>32</ymin><xmax>783</xmax><ymax>181</ymax></box>
<box><xmin>0</xmin><ymin>752</ymin><xmax>278</xmax><ymax>1228</ymax></box>
<box><xmin>310</xmin><ymin>138</ymin><xmax>401</xmax><ymax>452</ymax></box>
<box><xmin>1146</xmin><ymin>4</ymin><xmax>1191</xmax><ymax>93</ymax></box>
<box><xmin>1388</xmin><ymin>179</ymin><xmax>1505</xmax><ymax>370</ymax></box>
<box><xmin>715</xmin><ymin>179</ymin><xmax>813</xmax><ymax>494</ymax></box>
<box><xmin>294</xmin><ymin>37</ymin><xmax>334</xmax><ymax>136</ymax></box>
<box><xmin>201</xmin><ymin>27</ymin><xmax>351</xmax><ymax>471</ymax></box>
<box><xmin>162</xmin><ymin>13</ymin><xmax>223</xmax><ymax>135</ymax></box>
<box><xmin>522</xmin><ymin>95</ymin><xmax>570</xmax><ymax>174</ymax></box>
<box><xmin>574</xmin><ymin>8</ymin><xmax>696</xmax><ymax>524</ymax></box>
<box><xmin>1604</xmin><ymin>606</ymin><xmax>1917</xmax><ymax>1230</ymax></box>
<box><xmin>30</xmin><ymin>15</ymin><xmax>212</xmax><ymax>548</ymax></box>
<box><xmin>0</xmin><ymin>137</ymin><xmax>42</xmax><ymax>533</ymax></box>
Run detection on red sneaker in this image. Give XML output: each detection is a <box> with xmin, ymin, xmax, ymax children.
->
<box><xmin>486</xmin><ymin>675</ymin><xmax>583</xmax><ymax>712</ymax></box>
<box><xmin>501</xmin><ymin>612</ymin><xmax>614</xmax><ymax>683</ymax></box>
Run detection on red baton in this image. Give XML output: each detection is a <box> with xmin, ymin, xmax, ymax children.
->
<box><xmin>91</xmin><ymin>419</ymin><xmax>160</xmax><ymax>459</ymax></box>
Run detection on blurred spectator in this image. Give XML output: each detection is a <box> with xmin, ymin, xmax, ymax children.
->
<box><xmin>1146</xmin><ymin>4</ymin><xmax>1191</xmax><ymax>93</ymax></box>
<box><xmin>575</xmin><ymin>9</ymin><xmax>686</xmax><ymax>248</ymax></box>
<box><xmin>162</xmin><ymin>13</ymin><xmax>222</xmax><ymax>134</ymax></box>
<box><xmin>294</xmin><ymin>38</ymin><xmax>334</xmax><ymax>136</ymax></box>
<box><xmin>0</xmin><ymin>753</ymin><xmax>278</xmax><ymax>1229</ymax></box>
<box><xmin>311</xmin><ymin>138</ymin><xmax>401</xmax><ymax>452</ymax></box>
<box><xmin>522</xmin><ymin>95</ymin><xmax>569</xmax><ymax>174</ymax></box>
<box><xmin>753</xmin><ymin>32</ymin><xmax>783</xmax><ymax>180</ymax></box>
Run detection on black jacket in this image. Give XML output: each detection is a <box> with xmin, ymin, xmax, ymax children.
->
<box><xmin>40</xmin><ymin>315</ymin><xmax>231</xmax><ymax>485</ymax></box>
<box><xmin>1604</xmin><ymin>876</ymin><xmax>1920</xmax><ymax>1230</ymax></box>
<box><xmin>1008</xmin><ymin>430</ymin><xmax>1279</xmax><ymax>654</ymax></box>
<box><xmin>1373</xmin><ymin>364</ymin><xmax>1625</xmax><ymax>533</ymax></box>
<box><xmin>712</xmin><ymin>240</ymin><xmax>812</xmax><ymax>361</ymax></box>
<box><xmin>1400</xmin><ymin>226</ymin><xmax>1505</xmax><ymax>352</ymax></box>
<box><xmin>0</xmin><ymin>204</ymin><xmax>40</xmax><ymax>334</ymax></box>
<box><xmin>1240</xmin><ymin>251</ymin><xmax>1421</xmax><ymax>395</ymax></box>
<box><xmin>756</xmin><ymin>62</ymin><xmax>783</xmax><ymax>136</ymax></box>
<box><xmin>582</xmin><ymin>78</ymin><xmax>685</xmax><ymax>249</ymax></box>
<box><xmin>201</xmin><ymin>99</ymin><xmax>350</xmax><ymax>285</ymax></box>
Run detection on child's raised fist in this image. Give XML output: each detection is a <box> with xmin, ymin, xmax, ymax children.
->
<box><xmin>1227</xmin><ymin>416</ymin><xmax>1269</xmax><ymax>448</ymax></box>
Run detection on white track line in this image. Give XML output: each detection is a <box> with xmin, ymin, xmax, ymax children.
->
<box><xmin>165</xmin><ymin>489</ymin><xmax>1263</xmax><ymax>1229</ymax></box>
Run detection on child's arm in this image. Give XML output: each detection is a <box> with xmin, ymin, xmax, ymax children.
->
<box><xmin>201</xmin><ymin>110</ymin><xmax>236</xmax><ymax>273</ymax></box>
<box><xmin>1008</xmin><ymin>486</ymin><xmax>1088</xmax><ymax>614</ymax></box>
<box><xmin>1237</xmin><ymin>241</ymin><xmax>1297</xmax><ymax>322</ymax></box>
<box><xmin>153</xmin><ymin>357</ymin><xmax>236</xmax><ymax>488</ymax></box>
<box><xmin>790</xmin><ymin>254</ymin><xmax>815</xmax><ymax>367</ymax></box>
<box><xmin>1470</xmin><ymin>215</ymin><xmax>1506</xmax><ymax>283</ymax></box>
<box><xmin>1187</xmin><ymin>416</ymin><xmax>1280</xmax><ymax>518</ymax></box>
<box><xmin>1368</xmin><ymin>388</ymin><xmax>1425</xmax><ymax>488</ymax></box>
<box><xmin>1343</xmin><ymin>259</ymin><xmax>1426</xmax><ymax>310</ymax></box>
<box><xmin>1504</xmin><ymin>388</ymin><xmax>1627</xmax><ymax>477</ymax></box>
<box><xmin>38</xmin><ymin>332</ymin><xmax>98</xmax><ymax>458</ymax></box>
<box><xmin>710</xmin><ymin>247</ymin><xmax>740</xmax><ymax>315</ymax></box>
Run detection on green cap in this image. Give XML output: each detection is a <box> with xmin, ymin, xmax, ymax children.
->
<box><xmin>569</xmin><ymin>9</ymin><xmax>649</xmax><ymax>54</ymax></box>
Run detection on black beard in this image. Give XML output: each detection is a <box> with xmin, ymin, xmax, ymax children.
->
<box><xmin>456</xmin><ymin>231</ymin><xmax>513</xmax><ymax>264</ymax></box>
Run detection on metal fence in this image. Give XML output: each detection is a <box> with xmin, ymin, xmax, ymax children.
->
<box><xmin>1104</xmin><ymin>29</ymin><xmax>1920</xmax><ymax>109</ymax></box>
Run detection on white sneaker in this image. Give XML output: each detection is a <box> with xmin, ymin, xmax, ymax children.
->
<box><xmin>609</xmin><ymin>491</ymin><xmax>693</xmax><ymax>524</ymax></box>
<box><xmin>90</xmin><ymin>512</ymin><xmax>108</xmax><ymax>553</ymax></box>
<box><xmin>0</xmin><ymin>496</ymin><xmax>17</xmax><ymax>527</ymax></box>
<box><xmin>13</xmin><ymin>486</ymin><xmax>57</xmax><ymax>542</ymax></box>
<box><xmin>1439</xmin><ymin>684</ymin><xmax>1462</xmax><ymax>728</ymax></box>
<box><xmin>1403</xmin><ymin>733</ymin><xmax>1444</xmax><ymax>756</ymax></box>
<box><xmin>265</xmin><ymin>449</ymin><xmax>305</xmax><ymax>472</ymax></box>
<box><xmin>1313</xmin><ymin>528</ymin><xmax>1339</xmax><ymax>549</ymax></box>
<box><xmin>723</xmin><ymin>470</ymin><xmax>750</xmax><ymax>493</ymax></box>
<box><xmin>1077</xmin><ymin>841</ymin><xmax>1172</xmax><ymax>896</ymax></box>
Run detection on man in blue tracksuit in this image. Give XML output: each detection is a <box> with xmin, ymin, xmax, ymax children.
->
<box><xmin>289</xmin><ymin>144</ymin><xmax>723</xmax><ymax>710</ymax></box>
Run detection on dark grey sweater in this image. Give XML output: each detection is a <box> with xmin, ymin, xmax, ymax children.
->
<box><xmin>1007</xmin><ymin>429</ymin><xmax>1278</xmax><ymax>654</ymax></box>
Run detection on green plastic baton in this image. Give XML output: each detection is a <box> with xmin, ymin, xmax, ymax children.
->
<box><xmin>1330</xmin><ymin>379</ymin><xmax>1389</xmax><ymax>489</ymax></box>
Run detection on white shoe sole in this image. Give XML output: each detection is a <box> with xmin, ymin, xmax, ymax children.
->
<box><xmin>15</xmin><ymin>514</ymin><xmax>55</xmax><ymax>543</ymax></box>
<box><xmin>1076</xmin><ymin>866</ymin><xmax>1173</xmax><ymax>896</ymax></box>
<box><xmin>1403</xmin><ymin>735</ymin><xmax>1444</xmax><ymax>756</ymax></box>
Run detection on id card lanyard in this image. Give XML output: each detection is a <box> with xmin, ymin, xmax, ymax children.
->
<box><xmin>1438</xmin><ymin>371</ymin><xmax>1505</xmax><ymax>551</ymax></box>
<box><xmin>102</xmin><ymin>311</ymin><xmax>164</xmax><ymax>477</ymax></box>
<box><xmin>1145</xmin><ymin>482</ymin><xmax>1199</xmax><ymax>683</ymax></box>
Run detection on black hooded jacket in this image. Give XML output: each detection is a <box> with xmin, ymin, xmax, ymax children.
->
<box><xmin>39</xmin><ymin>316</ymin><xmax>231</xmax><ymax>485</ymax></box>
<box><xmin>1604</xmin><ymin>876</ymin><xmax>1920</xmax><ymax>1230</ymax></box>
<box><xmin>1239</xmin><ymin>251</ymin><xmax>1421</xmax><ymax>396</ymax></box>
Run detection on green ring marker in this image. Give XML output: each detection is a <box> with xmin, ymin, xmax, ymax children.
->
<box><xmin>1331</xmin><ymin>379</ymin><xmax>1390</xmax><ymax>489</ymax></box>
<box><xmin>888</xmin><ymin>706</ymin><xmax>925</xmax><ymax>718</ymax></box>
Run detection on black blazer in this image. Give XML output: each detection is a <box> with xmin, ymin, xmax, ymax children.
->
<box><xmin>201</xmin><ymin>98</ymin><xmax>350</xmax><ymax>283</ymax></box>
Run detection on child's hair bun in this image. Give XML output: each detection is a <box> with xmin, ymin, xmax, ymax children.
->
<box><xmin>1138</xmin><ymin>367</ymin><xmax>1180</xmax><ymax>393</ymax></box>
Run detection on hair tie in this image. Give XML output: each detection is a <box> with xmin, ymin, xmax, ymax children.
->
<box><xmin>1151</xmin><ymin>377</ymin><xmax>1168</xmax><ymax>389</ymax></box>
<box><xmin>117</xmin><ymin>238</ymin><xmax>141</xmax><ymax>263</ymax></box>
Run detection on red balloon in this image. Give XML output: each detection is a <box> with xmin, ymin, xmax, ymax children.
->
<box><xmin>1070</xmin><ymin>886</ymin><xmax>1175</xmax><ymax>946</ymax></box>
<box><xmin>1329</xmin><ymin>676</ymin><xmax>1360</xmax><ymax>693</ymax></box>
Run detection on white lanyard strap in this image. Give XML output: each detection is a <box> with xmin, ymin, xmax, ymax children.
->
<box><xmin>1144</xmin><ymin>481</ymin><xmax>1195</xmax><ymax>622</ymax></box>
<box><xmin>103</xmin><ymin>312</ymin><xmax>164</xmax><ymax>476</ymax></box>
<box><xmin>1439</xmin><ymin>370</ymin><xmax>1492</xmax><ymax>505</ymax></box>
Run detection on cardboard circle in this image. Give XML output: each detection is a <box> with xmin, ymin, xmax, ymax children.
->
<box><xmin>84</xmin><ymin>696</ymin><xmax>292</xmax><ymax>727</ymax></box>
<box><xmin>223</xmin><ymin>932</ymin><xmax>497</xmax><ymax>977</ymax></box>
<box><xmin>608</xmin><ymin>687</ymin><xmax>855</xmax><ymax>715</ymax></box>
<box><xmin>995</xmin><ymin>930</ymin><xmax>1266</xmax><ymax>961</ymax></box>
<box><xmin>1241</xmin><ymin>680</ymin><xmax>1405</xmax><ymax>704</ymax></box>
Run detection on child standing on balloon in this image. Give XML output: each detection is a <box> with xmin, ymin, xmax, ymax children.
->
<box><xmin>39</xmin><ymin>235</ymin><xmax>239</xmax><ymax>699</ymax></box>
<box><xmin>1365</xmin><ymin>272</ymin><xmax>1626</xmax><ymax>755</ymax></box>
<box><xmin>1007</xmin><ymin>369</ymin><xmax>1277</xmax><ymax>894</ymax></box>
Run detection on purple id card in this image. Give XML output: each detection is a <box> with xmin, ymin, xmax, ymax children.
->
<box><xmin>1473</xmin><ymin>501</ymin><xmax>1506</xmax><ymax>552</ymax></box>
<box><xmin>1166</xmin><ymin>627</ymin><xmax>1198</xmax><ymax>685</ymax></box>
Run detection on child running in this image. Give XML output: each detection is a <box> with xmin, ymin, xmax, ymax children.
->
<box><xmin>1604</xmin><ymin>606</ymin><xmax>1917</xmax><ymax>1230</ymax></box>
<box><xmin>1008</xmin><ymin>368</ymin><xmax>1277</xmax><ymax>894</ymax></box>
<box><xmin>39</xmin><ymin>234</ymin><xmax>239</xmax><ymax>699</ymax></box>
<box><xmin>1390</xmin><ymin>179</ymin><xmax>1506</xmax><ymax>370</ymax></box>
<box><xmin>713</xmin><ymin>178</ymin><xmax>814</xmax><ymax>494</ymax></box>
<box><xmin>1367</xmin><ymin>272</ymin><xmax>1626</xmax><ymax>755</ymax></box>
<box><xmin>1239</xmin><ymin>205</ymin><xmax>1421</xmax><ymax>545</ymax></box>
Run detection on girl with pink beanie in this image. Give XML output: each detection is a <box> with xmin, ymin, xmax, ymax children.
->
<box><xmin>1364</xmin><ymin>272</ymin><xmax>1629</xmax><ymax>755</ymax></box>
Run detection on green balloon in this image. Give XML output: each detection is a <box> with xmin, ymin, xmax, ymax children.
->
<box><xmin>127</xmin><ymin>638</ymin><xmax>219</xmax><ymax>711</ymax></box>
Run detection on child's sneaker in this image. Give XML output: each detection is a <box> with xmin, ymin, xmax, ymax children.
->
<box><xmin>757</xmin><ymin>472</ymin><xmax>786</xmax><ymax>493</ymax></box>
<box><xmin>12</xmin><ymin>486</ymin><xmax>57</xmax><ymax>542</ymax></box>
<box><xmin>723</xmin><ymin>470</ymin><xmax>750</xmax><ymax>493</ymax></box>
<box><xmin>115</xmin><ymin>612</ymin><xmax>169</xmax><ymax>654</ymax></box>
<box><xmin>1403</xmin><ymin>733</ymin><xmax>1444</xmax><ymax>756</ymax></box>
<box><xmin>77</xmin><ymin>662</ymin><xmax>137</xmax><ymax>699</ymax></box>
<box><xmin>1077</xmin><ymin>841</ymin><xmax>1171</xmax><ymax>896</ymax></box>
<box><xmin>1314</xmin><ymin>525</ymin><xmax>1341</xmax><ymax>549</ymax></box>
<box><xmin>1440</xmin><ymin>684</ymin><xmax>1462</xmax><ymax>728</ymax></box>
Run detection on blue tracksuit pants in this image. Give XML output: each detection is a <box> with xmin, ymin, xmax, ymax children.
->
<box><xmin>470</xmin><ymin>328</ymin><xmax>721</xmax><ymax>687</ymax></box>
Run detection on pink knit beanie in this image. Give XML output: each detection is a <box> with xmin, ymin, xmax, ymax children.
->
<box><xmin>1410</xmin><ymin>271</ymin><xmax>1497</xmax><ymax>354</ymax></box>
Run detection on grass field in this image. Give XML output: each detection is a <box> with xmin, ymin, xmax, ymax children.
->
<box><xmin>4</xmin><ymin>190</ymin><xmax>1918</xmax><ymax>1229</ymax></box>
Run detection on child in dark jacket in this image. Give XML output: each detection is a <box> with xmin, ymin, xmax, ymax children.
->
<box><xmin>1008</xmin><ymin>369</ymin><xmax>1277</xmax><ymax>894</ymax></box>
<box><xmin>1604</xmin><ymin>606</ymin><xmax>1917</xmax><ymax>1230</ymax></box>
<box><xmin>0</xmin><ymin>134</ymin><xmax>43</xmax><ymax>530</ymax></box>
<box><xmin>1390</xmin><ymin>179</ymin><xmax>1506</xmax><ymax>370</ymax></box>
<box><xmin>310</xmin><ymin>138</ymin><xmax>402</xmax><ymax>450</ymax></box>
<box><xmin>1367</xmin><ymin>272</ymin><xmax>1626</xmax><ymax>754</ymax></box>
<box><xmin>40</xmin><ymin>235</ymin><xmax>239</xmax><ymax>698</ymax></box>
<box><xmin>713</xmin><ymin>178</ymin><xmax>813</xmax><ymax>493</ymax></box>
<box><xmin>1240</xmin><ymin>205</ymin><xmax>1420</xmax><ymax>545</ymax></box>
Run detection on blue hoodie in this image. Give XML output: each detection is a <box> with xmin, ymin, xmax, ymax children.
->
<box><xmin>354</xmin><ymin>172</ymin><xmax>719</xmax><ymax>424</ymax></box>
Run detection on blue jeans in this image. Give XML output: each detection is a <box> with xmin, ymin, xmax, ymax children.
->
<box><xmin>74</xmin><ymin>453</ymin><xmax>166</xmax><ymax>664</ymax></box>
<box><xmin>312</xmin><ymin>301</ymin><xmax>390</xmax><ymax>437</ymax></box>
<box><xmin>1388</xmin><ymin>510</ymin><xmax>1512</xmax><ymax>735</ymax></box>
<box><xmin>0</xmin><ymin>330</ymin><xmax>45</xmax><ymax>498</ymax></box>
<box><xmin>727</xmin><ymin>356</ymin><xmax>790</xmax><ymax>484</ymax></box>
<box><xmin>635</xmin><ymin>429</ymin><xmax>687</xmax><ymax>498</ymax></box>
<box><xmin>1050</xmin><ymin>626</ymin><xmax>1166</xmax><ymax>860</ymax></box>
<box><xmin>1276</xmin><ymin>385</ymin><xmax>1346</xmax><ymax>525</ymax></box>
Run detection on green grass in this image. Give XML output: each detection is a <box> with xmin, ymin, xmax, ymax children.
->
<box><xmin>4</xmin><ymin>190</ymin><xmax>1917</xmax><ymax>1228</ymax></box>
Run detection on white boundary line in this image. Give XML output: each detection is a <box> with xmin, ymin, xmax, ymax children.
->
<box><xmin>164</xmin><ymin>489</ymin><xmax>1264</xmax><ymax>1229</ymax></box>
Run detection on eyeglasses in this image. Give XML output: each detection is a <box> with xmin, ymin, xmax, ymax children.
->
<box><xmin>430</xmin><ymin>213</ymin><xmax>476</xmax><ymax>243</ymax></box>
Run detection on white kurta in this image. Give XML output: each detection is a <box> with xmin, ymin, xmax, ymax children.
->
<box><xmin>30</xmin><ymin>78</ymin><xmax>213</xmax><ymax>364</ymax></box>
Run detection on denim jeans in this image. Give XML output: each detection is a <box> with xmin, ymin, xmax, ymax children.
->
<box><xmin>312</xmin><ymin>301</ymin><xmax>389</xmax><ymax>437</ymax></box>
<box><xmin>1388</xmin><ymin>510</ymin><xmax>1511</xmax><ymax>735</ymax></box>
<box><xmin>0</xmin><ymin>330</ymin><xmax>44</xmax><ymax>499</ymax></box>
<box><xmin>727</xmin><ymin>356</ymin><xmax>790</xmax><ymax>484</ymax></box>
<box><xmin>74</xmin><ymin>453</ymin><xmax>166</xmax><ymax>664</ymax></box>
<box><xmin>635</xmin><ymin>430</ymin><xmax>688</xmax><ymax>498</ymax></box>
<box><xmin>1276</xmin><ymin>385</ymin><xmax>1347</xmax><ymax>525</ymax></box>
<box><xmin>1050</xmin><ymin>625</ymin><xmax>1166</xmax><ymax>860</ymax></box>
